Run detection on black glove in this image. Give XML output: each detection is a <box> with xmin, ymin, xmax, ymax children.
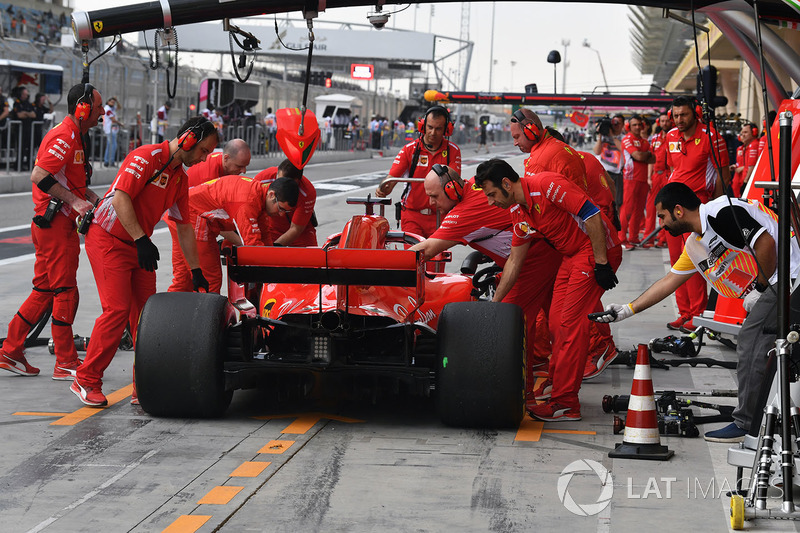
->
<box><xmin>192</xmin><ymin>268</ymin><xmax>209</xmax><ymax>292</ymax></box>
<box><xmin>594</xmin><ymin>261</ymin><xmax>618</xmax><ymax>290</ymax></box>
<box><xmin>135</xmin><ymin>235</ymin><xmax>160</xmax><ymax>272</ymax></box>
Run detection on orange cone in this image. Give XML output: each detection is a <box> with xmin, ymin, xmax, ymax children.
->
<box><xmin>608</xmin><ymin>344</ymin><xmax>674</xmax><ymax>461</ymax></box>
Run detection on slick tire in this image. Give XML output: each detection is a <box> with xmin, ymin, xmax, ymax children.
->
<box><xmin>136</xmin><ymin>292</ymin><xmax>233</xmax><ymax>418</ymax></box>
<box><xmin>436</xmin><ymin>301</ymin><xmax>524</xmax><ymax>428</ymax></box>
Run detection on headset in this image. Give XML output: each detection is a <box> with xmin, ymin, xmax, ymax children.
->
<box><xmin>624</xmin><ymin>120</ymin><xmax>630</xmax><ymax>133</ymax></box>
<box><xmin>432</xmin><ymin>163</ymin><xmax>463</xmax><ymax>201</ymax></box>
<box><xmin>74</xmin><ymin>83</ymin><xmax>95</xmax><ymax>121</ymax></box>
<box><xmin>667</xmin><ymin>98</ymin><xmax>703</xmax><ymax>122</ymax></box>
<box><xmin>512</xmin><ymin>109</ymin><xmax>542</xmax><ymax>143</ymax></box>
<box><xmin>746</xmin><ymin>123</ymin><xmax>758</xmax><ymax>137</ymax></box>
<box><xmin>177</xmin><ymin>117</ymin><xmax>213</xmax><ymax>151</ymax></box>
<box><xmin>417</xmin><ymin>106</ymin><xmax>454</xmax><ymax>137</ymax></box>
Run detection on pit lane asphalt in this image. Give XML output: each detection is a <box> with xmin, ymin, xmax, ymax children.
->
<box><xmin>0</xmin><ymin>146</ymin><xmax>792</xmax><ymax>532</ymax></box>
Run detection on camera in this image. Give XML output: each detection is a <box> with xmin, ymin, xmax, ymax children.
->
<box><xmin>367</xmin><ymin>9</ymin><xmax>390</xmax><ymax>29</ymax></box>
<box><xmin>649</xmin><ymin>335</ymin><xmax>697</xmax><ymax>357</ymax></box>
<box><xmin>33</xmin><ymin>197</ymin><xmax>63</xmax><ymax>228</ymax></box>
<box><xmin>596</xmin><ymin>116</ymin><xmax>613</xmax><ymax>136</ymax></box>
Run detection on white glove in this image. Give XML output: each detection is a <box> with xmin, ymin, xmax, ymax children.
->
<box><xmin>596</xmin><ymin>303</ymin><xmax>635</xmax><ymax>323</ymax></box>
<box><xmin>742</xmin><ymin>290</ymin><xmax>761</xmax><ymax>314</ymax></box>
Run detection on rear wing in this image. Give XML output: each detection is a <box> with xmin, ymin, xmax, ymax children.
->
<box><xmin>228</xmin><ymin>246</ymin><xmax>423</xmax><ymax>287</ymax></box>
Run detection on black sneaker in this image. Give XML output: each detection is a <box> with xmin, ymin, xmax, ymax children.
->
<box><xmin>704</xmin><ymin>422</ymin><xmax>746</xmax><ymax>443</ymax></box>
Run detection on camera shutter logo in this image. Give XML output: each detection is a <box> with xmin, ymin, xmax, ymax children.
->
<box><xmin>557</xmin><ymin>459</ymin><xmax>613</xmax><ymax>516</ymax></box>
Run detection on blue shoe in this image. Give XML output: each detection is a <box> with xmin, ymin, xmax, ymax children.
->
<box><xmin>704</xmin><ymin>422</ymin><xmax>747</xmax><ymax>443</ymax></box>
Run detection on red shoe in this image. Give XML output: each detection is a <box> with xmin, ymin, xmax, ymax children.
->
<box><xmin>680</xmin><ymin>319</ymin><xmax>697</xmax><ymax>333</ymax></box>
<box><xmin>622</xmin><ymin>242</ymin><xmax>635</xmax><ymax>251</ymax></box>
<box><xmin>528</xmin><ymin>400</ymin><xmax>582</xmax><ymax>422</ymax></box>
<box><xmin>641</xmin><ymin>242</ymin><xmax>654</xmax><ymax>249</ymax></box>
<box><xmin>0</xmin><ymin>351</ymin><xmax>40</xmax><ymax>376</ymax></box>
<box><xmin>532</xmin><ymin>377</ymin><xmax>552</xmax><ymax>401</ymax></box>
<box><xmin>70</xmin><ymin>379</ymin><xmax>108</xmax><ymax>407</ymax></box>
<box><xmin>52</xmin><ymin>359</ymin><xmax>81</xmax><ymax>381</ymax></box>
<box><xmin>583</xmin><ymin>343</ymin><xmax>618</xmax><ymax>380</ymax></box>
<box><xmin>666</xmin><ymin>314</ymin><xmax>691</xmax><ymax>331</ymax></box>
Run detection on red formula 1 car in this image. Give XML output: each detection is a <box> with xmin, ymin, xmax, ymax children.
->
<box><xmin>135</xmin><ymin>197</ymin><xmax>524</xmax><ymax>428</ymax></box>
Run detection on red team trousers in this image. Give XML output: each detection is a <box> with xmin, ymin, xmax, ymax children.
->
<box><xmin>78</xmin><ymin>227</ymin><xmax>156</xmax><ymax>389</ymax></box>
<box><xmin>549</xmin><ymin>246</ymin><xmax>622</xmax><ymax>409</ymax></box>
<box><xmin>3</xmin><ymin>215</ymin><xmax>81</xmax><ymax>365</ymax></box>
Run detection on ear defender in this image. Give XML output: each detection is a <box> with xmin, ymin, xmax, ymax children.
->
<box><xmin>74</xmin><ymin>83</ymin><xmax>95</xmax><ymax>120</ymax></box>
<box><xmin>432</xmin><ymin>163</ymin><xmax>463</xmax><ymax>201</ymax></box>
<box><xmin>417</xmin><ymin>107</ymin><xmax>454</xmax><ymax>136</ymax></box>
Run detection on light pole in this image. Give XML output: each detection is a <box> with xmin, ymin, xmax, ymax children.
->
<box><xmin>582</xmin><ymin>39</ymin><xmax>609</xmax><ymax>92</ymax></box>
<box><xmin>510</xmin><ymin>60</ymin><xmax>516</xmax><ymax>92</ymax></box>
<box><xmin>547</xmin><ymin>50</ymin><xmax>561</xmax><ymax>93</ymax></box>
<box><xmin>561</xmin><ymin>38</ymin><xmax>570</xmax><ymax>92</ymax></box>
<box><xmin>488</xmin><ymin>2</ymin><xmax>496</xmax><ymax>92</ymax></box>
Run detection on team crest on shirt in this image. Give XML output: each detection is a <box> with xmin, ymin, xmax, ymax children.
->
<box><xmin>668</xmin><ymin>141</ymin><xmax>682</xmax><ymax>152</ymax></box>
<box><xmin>533</xmin><ymin>204</ymin><xmax>541</xmax><ymax>213</ymax></box>
<box><xmin>442</xmin><ymin>150</ymin><xmax>448</xmax><ymax>158</ymax></box>
<box><xmin>419</xmin><ymin>155</ymin><xmax>429</xmax><ymax>166</ymax></box>
<box><xmin>471</xmin><ymin>183</ymin><xmax>482</xmax><ymax>191</ymax></box>
<box><xmin>513</xmin><ymin>221</ymin><xmax>537</xmax><ymax>238</ymax></box>
<box><xmin>695</xmin><ymin>138</ymin><xmax>701</xmax><ymax>145</ymax></box>
<box><xmin>73</xmin><ymin>150</ymin><xmax>84</xmax><ymax>164</ymax></box>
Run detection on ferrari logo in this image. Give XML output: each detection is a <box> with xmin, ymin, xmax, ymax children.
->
<box><xmin>93</xmin><ymin>20</ymin><xmax>103</xmax><ymax>33</ymax></box>
<box><xmin>298</xmin><ymin>141</ymin><xmax>305</xmax><ymax>148</ymax></box>
<box><xmin>471</xmin><ymin>183</ymin><xmax>482</xmax><ymax>191</ymax></box>
<box><xmin>263</xmin><ymin>298</ymin><xmax>277</xmax><ymax>318</ymax></box>
<box><xmin>534</xmin><ymin>204</ymin><xmax>541</xmax><ymax>213</ymax></box>
<box><xmin>442</xmin><ymin>150</ymin><xmax>447</xmax><ymax>158</ymax></box>
<box><xmin>695</xmin><ymin>138</ymin><xmax>701</xmax><ymax>145</ymax></box>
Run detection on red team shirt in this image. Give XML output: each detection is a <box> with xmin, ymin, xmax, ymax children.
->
<box><xmin>510</xmin><ymin>173</ymin><xmax>620</xmax><ymax>256</ymax></box>
<box><xmin>523</xmin><ymin>133</ymin><xmax>587</xmax><ymax>190</ymax></box>
<box><xmin>650</xmin><ymin>130</ymin><xmax>669</xmax><ymax>176</ymax></box>
<box><xmin>621</xmin><ymin>133</ymin><xmax>650</xmax><ymax>182</ymax></box>
<box><xmin>254</xmin><ymin>167</ymin><xmax>317</xmax><ymax>245</ymax></box>
<box><xmin>431</xmin><ymin>178</ymin><xmax>516</xmax><ymax>265</ymax></box>
<box><xmin>188</xmin><ymin>175</ymin><xmax>272</xmax><ymax>245</ymax></box>
<box><xmin>93</xmin><ymin>141</ymin><xmax>190</xmax><ymax>241</ymax></box>
<box><xmin>578</xmin><ymin>151</ymin><xmax>614</xmax><ymax>218</ymax></box>
<box><xmin>186</xmin><ymin>151</ymin><xmax>225</xmax><ymax>188</ymax></box>
<box><xmin>33</xmin><ymin>119</ymin><xmax>89</xmax><ymax>217</ymax></box>
<box><xmin>742</xmin><ymin>139</ymin><xmax>759</xmax><ymax>170</ymax></box>
<box><xmin>665</xmin><ymin>125</ymin><xmax>729</xmax><ymax>202</ymax></box>
<box><xmin>389</xmin><ymin>139</ymin><xmax>462</xmax><ymax>211</ymax></box>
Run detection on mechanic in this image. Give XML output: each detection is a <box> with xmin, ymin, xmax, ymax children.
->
<box><xmin>374</xmin><ymin>106</ymin><xmax>462</xmax><ymax>238</ymax></box>
<box><xmin>474</xmin><ymin>159</ymin><xmax>622</xmax><ymax>422</ymax></box>
<box><xmin>663</xmin><ymin>95</ymin><xmax>731</xmax><ymax>331</ymax></box>
<box><xmin>186</xmin><ymin>138</ymin><xmax>251</xmax><ymax>188</ymax></box>
<box><xmin>0</xmin><ymin>83</ymin><xmax>102</xmax><ymax>380</ymax></box>
<box><xmin>165</xmin><ymin>138</ymin><xmax>252</xmax><ymax>279</ymax></box>
<box><xmin>643</xmin><ymin>111</ymin><xmax>673</xmax><ymax>249</ymax></box>
<box><xmin>595</xmin><ymin>182</ymin><xmax>800</xmax><ymax>442</ymax></box>
<box><xmin>72</xmin><ymin>116</ymin><xmax>218</xmax><ymax>407</ymax></box>
<box><xmin>168</xmin><ymin>176</ymin><xmax>300</xmax><ymax>293</ymax></box>
<box><xmin>592</xmin><ymin>113</ymin><xmax>625</xmax><ymax>208</ymax></box>
<box><xmin>255</xmin><ymin>159</ymin><xmax>318</xmax><ymax>246</ymax></box>
<box><xmin>618</xmin><ymin>114</ymin><xmax>655</xmax><ymax>249</ymax></box>
<box><xmin>512</xmin><ymin>114</ymin><xmax>620</xmax><ymax>381</ymax></box>
<box><xmin>731</xmin><ymin>122</ymin><xmax>759</xmax><ymax>198</ymax></box>
<box><xmin>408</xmin><ymin>164</ymin><xmax>562</xmax><ymax>393</ymax></box>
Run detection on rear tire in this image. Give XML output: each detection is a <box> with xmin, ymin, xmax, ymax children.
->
<box><xmin>436</xmin><ymin>301</ymin><xmax>524</xmax><ymax>428</ymax></box>
<box><xmin>136</xmin><ymin>292</ymin><xmax>233</xmax><ymax>417</ymax></box>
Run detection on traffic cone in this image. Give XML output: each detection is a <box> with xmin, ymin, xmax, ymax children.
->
<box><xmin>608</xmin><ymin>343</ymin><xmax>674</xmax><ymax>461</ymax></box>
